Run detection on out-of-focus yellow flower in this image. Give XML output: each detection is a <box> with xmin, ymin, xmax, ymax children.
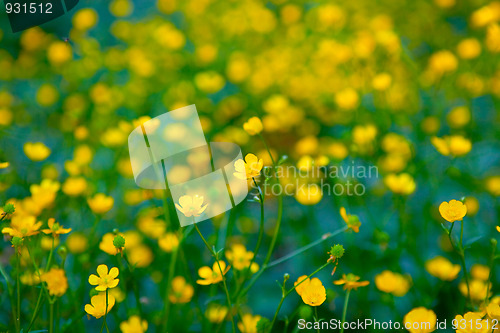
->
<box><xmin>88</xmin><ymin>264</ymin><xmax>119</xmax><ymax>291</ymax></box>
<box><xmin>446</xmin><ymin>106</ymin><xmax>471</xmax><ymax>128</ymax></box>
<box><xmin>20</xmin><ymin>271</ymin><xmax>42</xmax><ymax>286</ymax></box>
<box><xmin>197</xmin><ymin>261</ymin><xmax>230</xmax><ymax>285</ymax></box>
<box><xmin>457</xmin><ymin>38</ymin><xmax>482</xmax><ymax>59</ymax></box>
<box><xmin>335</xmin><ymin>87</ymin><xmax>359</xmax><ymax>110</ymax></box>
<box><xmin>352</xmin><ymin>124</ymin><xmax>377</xmax><ymax>146</ymax></box>
<box><xmin>169</xmin><ymin>276</ymin><xmax>194</xmax><ymax>304</ymax></box>
<box><xmin>137</xmin><ymin>216</ymin><xmax>165</xmax><ymax>239</ymax></box>
<box><xmin>62</xmin><ymin>177</ymin><xmax>88</xmax><ymax>197</ymax></box>
<box><xmin>47</xmin><ymin>41</ymin><xmax>72</xmax><ymax>65</ymax></box>
<box><xmin>85</xmin><ymin>292</ymin><xmax>115</xmax><ymax>319</ymax></box>
<box><xmin>30</xmin><ymin>179</ymin><xmax>60</xmax><ymax>209</ymax></box>
<box><xmin>384</xmin><ymin>173</ymin><xmax>416</xmax><ymax>195</ymax></box>
<box><xmin>127</xmin><ymin>244</ymin><xmax>153</xmax><ymax>268</ymax></box>
<box><xmin>158</xmin><ymin>232</ymin><xmax>179</xmax><ymax>252</ymax></box>
<box><xmin>486</xmin><ymin>176</ymin><xmax>500</xmax><ymax>196</ymax></box>
<box><xmin>340</xmin><ymin>207</ymin><xmax>361</xmax><ymax>233</ymax></box>
<box><xmin>298</xmin><ymin>277</ymin><xmax>326</xmax><ymax>306</ymax></box>
<box><xmin>327</xmin><ymin>142</ymin><xmax>349</xmax><ymax>160</ymax></box>
<box><xmin>439</xmin><ymin>199</ymin><xmax>467</xmax><ymax>222</ymax></box>
<box><xmin>66</xmin><ymin>232</ymin><xmax>88</xmax><ymax>254</ymax></box>
<box><xmin>470</xmin><ymin>2</ymin><xmax>500</xmax><ymax>27</ymax></box>
<box><xmin>486</xmin><ymin>303</ymin><xmax>500</xmax><ymax>320</ymax></box>
<box><xmin>295</xmin><ymin>183</ymin><xmax>323</xmax><ymax>206</ymax></box>
<box><xmin>194</xmin><ymin>71</ymin><xmax>225</xmax><ymax>93</ymax></box>
<box><xmin>425</xmin><ymin>256</ymin><xmax>461</xmax><ymax>280</ymax></box>
<box><xmin>471</xmin><ymin>264</ymin><xmax>490</xmax><ymax>281</ymax></box>
<box><xmin>375</xmin><ymin>270</ymin><xmax>411</xmax><ymax>296</ymax></box>
<box><xmin>372</xmin><ymin>73</ymin><xmax>392</xmax><ymax>91</ymax></box>
<box><xmin>295</xmin><ymin>136</ymin><xmax>319</xmax><ymax>156</ymax></box>
<box><xmin>175</xmin><ymin>195</ymin><xmax>208</xmax><ymax>217</ymax></box>
<box><xmin>237</xmin><ymin>314</ymin><xmax>262</xmax><ymax>333</ymax></box>
<box><xmin>225</xmin><ymin>244</ymin><xmax>258</xmax><ymax>272</ymax></box>
<box><xmin>2</xmin><ymin>215</ymin><xmax>42</xmax><ymax>238</ymax></box>
<box><xmin>109</xmin><ymin>287</ymin><xmax>125</xmax><ymax>303</ymax></box>
<box><xmin>234</xmin><ymin>153</ymin><xmax>264</xmax><ymax>180</ymax></box>
<box><xmin>403</xmin><ymin>307</ymin><xmax>436</xmax><ymax>333</ymax></box>
<box><xmin>109</xmin><ymin>0</ymin><xmax>133</xmax><ymax>17</ymax></box>
<box><xmin>120</xmin><ymin>315</ymin><xmax>148</xmax><ymax>333</ymax></box>
<box><xmin>333</xmin><ymin>273</ymin><xmax>370</xmax><ymax>290</ymax></box>
<box><xmin>87</xmin><ymin>193</ymin><xmax>114</xmax><ymax>214</ymax></box>
<box><xmin>75</xmin><ymin>126</ymin><xmax>89</xmax><ymax>140</ymax></box>
<box><xmin>205</xmin><ymin>304</ymin><xmax>228</xmax><ymax>323</ymax></box>
<box><xmin>24</xmin><ymin>142</ymin><xmax>51</xmax><ymax>161</ymax></box>
<box><xmin>431</xmin><ymin>135</ymin><xmax>472</xmax><ymax>157</ymax></box>
<box><xmin>41</xmin><ymin>268</ymin><xmax>68</xmax><ymax>297</ymax></box>
<box><xmin>41</xmin><ymin>218</ymin><xmax>71</xmax><ymax>237</ymax></box>
<box><xmin>36</xmin><ymin>84</ymin><xmax>59</xmax><ymax>107</ymax></box>
<box><xmin>100</xmin><ymin>233</ymin><xmax>123</xmax><ymax>255</ymax></box>
<box><xmin>459</xmin><ymin>279</ymin><xmax>490</xmax><ymax>302</ymax></box>
<box><xmin>243</xmin><ymin>117</ymin><xmax>263</xmax><ymax>136</ymax></box>
<box><xmin>421</xmin><ymin>116</ymin><xmax>440</xmax><ymax>134</ymax></box>
<box><xmin>464</xmin><ymin>196</ymin><xmax>480</xmax><ymax>216</ymax></box>
<box><xmin>428</xmin><ymin>50</ymin><xmax>457</xmax><ymax>75</ymax></box>
<box><xmin>434</xmin><ymin>0</ymin><xmax>455</xmax><ymax>9</ymax></box>
<box><xmin>0</xmin><ymin>108</ymin><xmax>13</xmax><ymax>126</ymax></box>
<box><xmin>72</xmin><ymin>8</ymin><xmax>98</xmax><ymax>31</ymax></box>
<box><xmin>41</xmin><ymin>236</ymin><xmax>60</xmax><ymax>250</ymax></box>
<box><xmin>487</xmin><ymin>23</ymin><xmax>500</xmax><ymax>53</ymax></box>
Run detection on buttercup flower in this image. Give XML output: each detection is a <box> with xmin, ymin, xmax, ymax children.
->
<box><xmin>0</xmin><ymin>162</ymin><xmax>9</xmax><ymax>169</ymax></box>
<box><xmin>425</xmin><ymin>256</ymin><xmax>461</xmax><ymax>281</ymax></box>
<box><xmin>403</xmin><ymin>307</ymin><xmax>436</xmax><ymax>333</ymax></box>
<box><xmin>439</xmin><ymin>199</ymin><xmax>467</xmax><ymax>222</ymax></box>
<box><xmin>41</xmin><ymin>268</ymin><xmax>68</xmax><ymax>297</ymax></box>
<box><xmin>205</xmin><ymin>304</ymin><xmax>229</xmax><ymax>323</ymax></box>
<box><xmin>384</xmin><ymin>173</ymin><xmax>416</xmax><ymax>195</ymax></box>
<box><xmin>169</xmin><ymin>276</ymin><xmax>194</xmax><ymax>304</ymax></box>
<box><xmin>299</xmin><ymin>278</ymin><xmax>326</xmax><ymax>306</ymax></box>
<box><xmin>66</xmin><ymin>232</ymin><xmax>89</xmax><ymax>254</ymax></box>
<box><xmin>196</xmin><ymin>261</ymin><xmax>230</xmax><ymax>285</ymax></box>
<box><xmin>243</xmin><ymin>117</ymin><xmax>263</xmax><ymax>135</ymax></box>
<box><xmin>84</xmin><ymin>293</ymin><xmax>115</xmax><ymax>319</ymax></box>
<box><xmin>459</xmin><ymin>280</ymin><xmax>490</xmax><ymax>301</ymax></box>
<box><xmin>120</xmin><ymin>315</ymin><xmax>148</xmax><ymax>333</ymax></box>
<box><xmin>237</xmin><ymin>313</ymin><xmax>262</xmax><ymax>333</ymax></box>
<box><xmin>333</xmin><ymin>273</ymin><xmax>369</xmax><ymax>290</ymax></box>
<box><xmin>454</xmin><ymin>312</ymin><xmax>490</xmax><ymax>333</ymax></box>
<box><xmin>234</xmin><ymin>153</ymin><xmax>264</xmax><ymax>180</ymax></box>
<box><xmin>431</xmin><ymin>135</ymin><xmax>472</xmax><ymax>157</ymax></box>
<box><xmin>42</xmin><ymin>218</ymin><xmax>71</xmax><ymax>237</ymax></box>
<box><xmin>87</xmin><ymin>193</ymin><xmax>114</xmax><ymax>214</ymax></box>
<box><xmin>2</xmin><ymin>215</ymin><xmax>42</xmax><ymax>238</ymax></box>
<box><xmin>88</xmin><ymin>264</ymin><xmax>119</xmax><ymax>291</ymax></box>
<box><xmin>158</xmin><ymin>232</ymin><xmax>179</xmax><ymax>252</ymax></box>
<box><xmin>23</xmin><ymin>142</ymin><xmax>51</xmax><ymax>161</ymax></box>
<box><xmin>375</xmin><ymin>270</ymin><xmax>411</xmax><ymax>297</ymax></box>
<box><xmin>340</xmin><ymin>207</ymin><xmax>361</xmax><ymax>233</ymax></box>
<box><xmin>486</xmin><ymin>303</ymin><xmax>500</xmax><ymax>320</ymax></box>
<box><xmin>471</xmin><ymin>264</ymin><xmax>490</xmax><ymax>281</ymax></box>
<box><xmin>99</xmin><ymin>232</ymin><xmax>125</xmax><ymax>255</ymax></box>
<box><xmin>225</xmin><ymin>244</ymin><xmax>259</xmax><ymax>272</ymax></box>
<box><xmin>175</xmin><ymin>195</ymin><xmax>208</xmax><ymax>217</ymax></box>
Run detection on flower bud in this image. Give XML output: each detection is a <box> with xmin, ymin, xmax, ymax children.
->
<box><xmin>330</xmin><ymin>244</ymin><xmax>345</xmax><ymax>259</ymax></box>
<box><xmin>3</xmin><ymin>203</ymin><xmax>15</xmax><ymax>215</ymax></box>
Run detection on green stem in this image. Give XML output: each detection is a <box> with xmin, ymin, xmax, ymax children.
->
<box><xmin>447</xmin><ymin>222</ymin><xmax>471</xmax><ymax>306</ymax></box>
<box><xmin>485</xmin><ymin>241</ymin><xmax>496</xmax><ymax>304</ymax></box>
<box><xmin>162</xmin><ymin>239</ymin><xmax>180</xmax><ymax>330</ymax></box>
<box><xmin>314</xmin><ymin>307</ymin><xmax>320</xmax><ymax>333</ymax></box>
<box><xmin>340</xmin><ymin>289</ymin><xmax>351</xmax><ymax>333</ymax></box>
<box><xmin>49</xmin><ymin>302</ymin><xmax>54</xmax><ymax>333</ymax></box>
<box><xmin>16</xmin><ymin>252</ymin><xmax>21</xmax><ymax>333</ymax></box>
<box><xmin>194</xmin><ymin>223</ymin><xmax>236</xmax><ymax>333</ymax></box>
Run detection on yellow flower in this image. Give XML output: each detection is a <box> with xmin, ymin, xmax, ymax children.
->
<box><xmin>175</xmin><ymin>195</ymin><xmax>208</xmax><ymax>217</ymax></box>
<box><xmin>486</xmin><ymin>23</ymin><xmax>500</xmax><ymax>53</ymax></box>
<box><xmin>446</xmin><ymin>106</ymin><xmax>471</xmax><ymax>128</ymax></box>
<box><xmin>99</xmin><ymin>232</ymin><xmax>124</xmax><ymax>255</ymax></box>
<box><xmin>243</xmin><ymin>117</ymin><xmax>263</xmax><ymax>135</ymax></box>
<box><xmin>335</xmin><ymin>87</ymin><xmax>359</xmax><ymax>110</ymax></box>
<box><xmin>225</xmin><ymin>244</ymin><xmax>259</xmax><ymax>272</ymax></box>
<box><xmin>465</xmin><ymin>196</ymin><xmax>480</xmax><ymax>216</ymax></box>
<box><xmin>425</xmin><ymin>256</ymin><xmax>461</xmax><ymax>281</ymax></box>
<box><xmin>372</xmin><ymin>73</ymin><xmax>392</xmax><ymax>91</ymax></box>
<box><xmin>403</xmin><ymin>307</ymin><xmax>436</xmax><ymax>333</ymax></box>
<box><xmin>88</xmin><ymin>264</ymin><xmax>119</xmax><ymax>291</ymax></box>
<box><xmin>62</xmin><ymin>177</ymin><xmax>88</xmax><ymax>197</ymax></box>
<box><xmin>456</xmin><ymin>38</ymin><xmax>482</xmax><ymax>59</ymax></box>
<box><xmin>352</xmin><ymin>124</ymin><xmax>377</xmax><ymax>146</ymax></box>
<box><xmin>20</xmin><ymin>271</ymin><xmax>42</xmax><ymax>286</ymax></box>
<box><xmin>84</xmin><ymin>292</ymin><xmax>115</xmax><ymax>319</ymax></box>
<box><xmin>194</xmin><ymin>71</ymin><xmax>225</xmax><ymax>93</ymax></box>
<box><xmin>439</xmin><ymin>199</ymin><xmax>467</xmax><ymax>222</ymax></box>
<box><xmin>0</xmin><ymin>161</ymin><xmax>9</xmax><ymax>169</ymax></box>
<box><xmin>205</xmin><ymin>304</ymin><xmax>228</xmax><ymax>323</ymax></box>
<box><xmin>486</xmin><ymin>303</ymin><xmax>500</xmax><ymax>320</ymax></box>
<box><xmin>384</xmin><ymin>173</ymin><xmax>416</xmax><ymax>195</ymax></box>
<box><xmin>87</xmin><ymin>193</ymin><xmax>114</xmax><ymax>214</ymax></box>
<box><xmin>454</xmin><ymin>312</ymin><xmax>490</xmax><ymax>333</ymax></box>
<box><xmin>127</xmin><ymin>244</ymin><xmax>153</xmax><ymax>268</ymax></box>
<box><xmin>158</xmin><ymin>232</ymin><xmax>179</xmax><ymax>252</ymax></box>
<box><xmin>459</xmin><ymin>280</ymin><xmax>490</xmax><ymax>302</ymax></box>
<box><xmin>66</xmin><ymin>232</ymin><xmax>89</xmax><ymax>254</ymax></box>
<box><xmin>41</xmin><ymin>268</ymin><xmax>68</xmax><ymax>297</ymax></box>
<box><xmin>196</xmin><ymin>261</ymin><xmax>230</xmax><ymax>285</ymax></box>
<box><xmin>120</xmin><ymin>315</ymin><xmax>148</xmax><ymax>333</ymax></box>
<box><xmin>428</xmin><ymin>50</ymin><xmax>458</xmax><ymax>75</ymax></box>
<box><xmin>294</xmin><ymin>275</ymin><xmax>311</xmax><ymax>296</ymax></box>
<box><xmin>295</xmin><ymin>183</ymin><xmax>323</xmax><ymax>206</ymax></box>
<box><xmin>374</xmin><ymin>270</ymin><xmax>411</xmax><ymax>297</ymax></box>
<box><xmin>233</xmin><ymin>153</ymin><xmax>264</xmax><ymax>180</ymax></box>
<box><xmin>72</xmin><ymin>8</ymin><xmax>98</xmax><ymax>31</ymax></box>
<box><xmin>340</xmin><ymin>207</ymin><xmax>361</xmax><ymax>233</ymax></box>
<box><xmin>431</xmin><ymin>135</ymin><xmax>472</xmax><ymax>157</ymax></box>
<box><xmin>30</xmin><ymin>179</ymin><xmax>60</xmax><ymax>209</ymax></box>
<box><xmin>485</xmin><ymin>176</ymin><xmax>500</xmax><ymax>196</ymax></box>
<box><xmin>41</xmin><ymin>218</ymin><xmax>71</xmax><ymax>237</ymax></box>
<box><xmin>47</xmin><ymin>41</ymin><xmax>72</xmax><ymax>65</ymax></box>
<box><xmin>299</xmin><ymin>278</ymin><xmax>326</xmax><ymax>306</ymax></box>
<box><xmin>237</xmin><ymin>314</ymin><xmax>262</xmax><ymax>333</ymax></box>
<box><xmin>36</xmin><ymin>84</ymin><xmax>59</xmax><ymax>107</ymax></box>
<box><xmin>333</xmin><ymin>273</ymin><xmax>370</xmax><ymax>291</ymax></box>
<box><xmin>169</xmin><ymin>276</ymin><xmax>194</xmax><ymax>304</ymax></box>
<box><xmin>23</xmin><ymin>142</ymin><xmax>51</xmax><ymax>161</ymax></box>
<box><xmin>471</xmin><ymin>264</ymin><xmax>490</xmax><ymax>281</ymax></box>
<box><xmin>2</xmin><ymin>215</ymin><xmax>42</xmax><ymax>238</ymax></box>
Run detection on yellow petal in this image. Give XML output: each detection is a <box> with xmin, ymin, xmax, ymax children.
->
<box><xmin>96</xmin><ymin>264</ymin><xmax>109</xmax><ymax>277</ymax></box>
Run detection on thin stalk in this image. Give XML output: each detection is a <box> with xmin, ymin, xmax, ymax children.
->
<box><xmin>314</xmin><ymin>307</ymin><xmax>320</xmax><ymax>333</ymax></box>
<box><xmin>16</xmin><ymin>252</ymin><xmax>21</xmax><ymax>333</ymax></box>
<box><xmin>340</xmin><ymin>289</ymin><xmax>351</xmax><ymax>333</ymax></box>
<box><xmin>49</xmin><ymin>303</ymin><xmax>54</xmax><ymax>333</ymax></box>
<box><xmin>162</xmin><ymin>241</ymin><xmax>180</xmax><ymax>329</ymax></box>
<box><xmin>485</xmin><ymin>241</ymin><xmax>496</xmax><ymax>304</ymax></box>
<box><xmin>447</xmin><ymin>222</ymin><xmax>471</xmax><ymax>306</ymax></box>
